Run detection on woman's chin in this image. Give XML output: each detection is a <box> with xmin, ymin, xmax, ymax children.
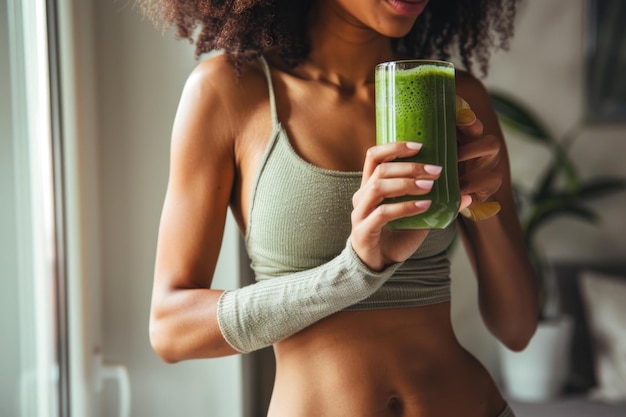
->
<box><xmin>376</xmin><ymin>22</ymin><xmax>417</xmax><ymax>40</ymax></box>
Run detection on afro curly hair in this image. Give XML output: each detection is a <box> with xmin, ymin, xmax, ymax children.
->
<box><xmin>137</xmin><ymin>0</ymin><xmax>518</xmax><ymax>76</ymax></box>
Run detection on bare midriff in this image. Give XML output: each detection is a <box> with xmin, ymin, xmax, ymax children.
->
<box><xmin>268</xmin><ymin>303</ymin><xmax>506</xmax><ymax>417</ymax></box>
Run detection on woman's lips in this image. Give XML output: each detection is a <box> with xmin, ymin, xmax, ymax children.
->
<box><xmin>385</xmin><ymin>0</ymin><xmax>428</xmax><ymax>17</ymax></box>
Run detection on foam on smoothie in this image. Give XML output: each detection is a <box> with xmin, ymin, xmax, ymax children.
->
<box><xmin>381</xmin><ymin>64</ymin><xmax>455</xmax><ymax>144</ymax></box>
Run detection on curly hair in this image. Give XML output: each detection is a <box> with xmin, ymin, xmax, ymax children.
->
<box><xmin>137</xmin><ymin>0</ymin><xmax>518</xmax><ymax>76</ymax></box>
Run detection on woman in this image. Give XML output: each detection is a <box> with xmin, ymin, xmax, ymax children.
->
<box><xmin>144</xmin><ymin>0</ymin><xmax>538</xmax><ymax>416</ymax></box>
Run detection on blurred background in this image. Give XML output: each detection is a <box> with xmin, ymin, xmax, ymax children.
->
<box><xmin>1</xmin><ymin>0</ymin><xmax>625</xmax><ymax>416</ymax></box>
<box><xmin>451</xmin><ymin>0</ymin><xmax>626</xmax><ymax>378</ymax></box>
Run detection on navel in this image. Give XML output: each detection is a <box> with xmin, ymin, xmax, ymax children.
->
<box><xmin>387</xmin><ymin>396</ymin><xmax>404</xmax><ymax>415</ymax></box>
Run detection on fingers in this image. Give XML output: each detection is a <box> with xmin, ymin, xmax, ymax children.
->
<box><xmin>356</xmin><ymin>141</ymin><xmax>440</xmax><ymax>204</ymax></box>
<box><xmin>456</xmin><ymin>95</ymin><xmax>483</xmax><ymax>138</ymax></box>
<box><xmin>374</xmin><ymin>162</ymin><xmax>441</xmax><ymax>197</ymax></box>
<box><xmin>353</xmin><ymin>159</ymin><xmax>441</xmax><ymax>215</ymax></box>
<box><xmin>353</xmin><ymin>179</ymin><xmax>432</xmax><ymax>212</ymax></box>
<box><xmin>457</xmin><ymin>132</ymin><xmax>501</xmax><ymax>199</ymax></box>
<box><xmin>463</xmin><ymin>172</ymin><xmax>499</xmax><ymax>202</ymax></box>
<box><xmin>457</xmin><ymin>110</ymin><xmax>484</xmax><ymax>138</ymax></box>
<box><xmin>353</xmin><ymin>141</ymin><xmax>444</xmax><ymax>233</ymax></box>
<box><xmin>456</xmin><ymin>95</ymin><xmax>503</xmax><ymax>203</ymax></box>
<box><xmin>352</xmin><ymin>199</ymin><xmax>432</xmax><ymax>236</ymax></box>
<box><xmin>353</xmin><ymin>176</ymin><xmax>434</xmax><ymax>215</ymax></box>
<box><xmin>457</xmin><ymin>133</ymin><xmax>500</xmax><ymax>163</ymax></box>
<box><xmin>361</xmin><ymin>142</ymin><xmax>422</xmax><ymax>185</ymax></box>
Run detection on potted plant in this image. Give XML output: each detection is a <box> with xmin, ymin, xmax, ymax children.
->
<box><xmin>489</xmin><ymin>91</ymin><xmax>626</xmax><ymax>402</ymax></box>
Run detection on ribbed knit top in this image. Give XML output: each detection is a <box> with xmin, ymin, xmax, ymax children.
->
<box><xmin>244</xmin><ymin>57</ymin><xmax>456</xmax><ymax>310</ymax></box>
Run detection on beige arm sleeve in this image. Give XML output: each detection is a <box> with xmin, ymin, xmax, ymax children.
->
<box><xmin>216</xmin><ymin>240</ymin><xmax>400</xmax><ymax>353</ymax></box>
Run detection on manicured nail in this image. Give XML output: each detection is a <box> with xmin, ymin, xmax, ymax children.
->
<box><xmin>424</xmin><ymin>165</ymin><xmax>442</xmax><ymax>175</ymax></box>
<box><xmin>456</xmin><ymin>108</ymin><xmax>476</xmax><ymax>125</ymax></box>
<box><xmin>414</xmin><ymin>200</ymin><xmax>432</xmax><ymax>210</ymax></box>
<box><xmin>416</xmin><ymin>180</ymin><xmax>434</xmax><ymax>190</ymax></box>
<box><xmin>456</xmin><ymin>96</ymin><xmax>471</xmax><ymax>111</ymax></box>
<box><xmin>405</xmin><ymin>142</ymin><xmax>422</xmax><ymax>150</ymax></box>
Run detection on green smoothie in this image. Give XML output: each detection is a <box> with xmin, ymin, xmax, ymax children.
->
<box><xmin>375</xmin><ymin>60</ymin><xmax>460</xmax><ymax>229</ymax></box>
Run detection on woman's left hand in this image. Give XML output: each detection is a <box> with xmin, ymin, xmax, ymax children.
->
<box><xmin>455</xmin><ymin>96</ymin><xmax>503</xmax><ymax>210</ymax></box>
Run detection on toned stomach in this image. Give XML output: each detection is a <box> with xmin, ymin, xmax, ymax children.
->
<box><xmin>268</xmin><ymin>302</ymin><xmax>506</xmax><ymax>417</ymax></box>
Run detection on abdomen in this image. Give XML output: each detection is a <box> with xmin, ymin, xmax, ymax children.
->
<box><xmin>268</xmin><ymin>303</ymin><xmax>506</xmax><ymax>417</ymax></box>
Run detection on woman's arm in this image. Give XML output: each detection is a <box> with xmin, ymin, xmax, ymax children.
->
<box><xmin>455</xmin><ymin>73</ymin><xmax>538</xmax><ymax>351</ymax></box>
<box><xmin>149</xmin><ymin>58</ymin><xmax>241</xmax><ymax>362</ymax></box>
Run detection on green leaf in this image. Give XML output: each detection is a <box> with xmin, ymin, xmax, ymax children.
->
<box><xmin>577</xmin><ymin>178</ymin><xmax>626</xmax><ymax>200</ymax></box>
<box><xmin>489</xmin><ymin>91</ymin><xmax>552</xmax><ymax>142</ymax></box>
<box><xmin>533</xmin><ymin>145</ymin><xmax>581</xmax><ymax>203</ymax></box>
<box><xmin>524</xmin><ymin>200</ymin><xmax>598</xmax><ymax>245</ymax></box>
<box><xmin>555</xmin><ymin>144</ymin><xmax>581</xmax><ymax>191</ymax></box>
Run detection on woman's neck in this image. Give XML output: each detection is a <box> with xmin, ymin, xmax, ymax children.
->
<box><xmin>297</xmin><ymin>1</ymin><xmax>396</xmax><ymax>89</ymax></box>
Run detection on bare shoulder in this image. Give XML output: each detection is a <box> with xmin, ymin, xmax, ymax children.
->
<box><xmin>190</xmin><ymin>53</ymin><xmax>269</xmax><ymax>112</ymax></box>
<box><xmin>190</xmin><ymin>53</ymin><xmax>264</xmax><ymax>96</ymax></box>
<box><xmin>171</xmin><ymin>53</ymin><xmax>271</xmax><ymax>155</ymax></box>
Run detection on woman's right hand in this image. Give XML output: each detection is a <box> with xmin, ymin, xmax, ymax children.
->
<box><xmin>350</xmin><ymin>142</ymin><xmax>469</xmax><ymax>271</ymax></box>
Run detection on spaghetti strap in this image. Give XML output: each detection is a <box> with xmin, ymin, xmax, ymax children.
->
<box><xmin>257</xmin><ymin>55</ymin><xmax>279</xmax><ymax>127</ymax></box>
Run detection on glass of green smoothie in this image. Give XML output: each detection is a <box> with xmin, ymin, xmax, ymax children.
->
<box><xmin>375</xmin><ymin>59</ymin><xmax>460</xmax><ymax>229</ymax></box>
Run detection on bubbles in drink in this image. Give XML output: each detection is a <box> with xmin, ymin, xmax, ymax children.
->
<box><xmin>375</xmin><ymin>60</ymin><xmax>459</xmax><ymax>229</ymax></box>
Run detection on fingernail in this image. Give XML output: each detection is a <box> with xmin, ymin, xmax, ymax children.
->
<box><xmin>456</xmin><ymin>96</ymin><xmax>471</xmax><ymax>111</ymax></box>
<box><xmin>405</xmin><ymin>142</ymin><xmax>422</xmax><ymax>150</ymax></box>
<box><xmin>456</xmin><ymin>108</ymin><xmax>476</xmax><ymax>125</ymax></box>
<box><xmin>414</xmin><ymin>200</ymin><xmax>432</xmax><ymax>210</ymax></box>
<box><xmin>416</xmin><ymin>180</ymin><xmax>434</xmax><ymax>190</ymax></box>
<box><xmin>424</xmin><ymin>165</ymin><xmax>442</xmax><ymax>175</ymax></box>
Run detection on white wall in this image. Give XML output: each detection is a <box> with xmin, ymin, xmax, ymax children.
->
<box><xmin>451</xmin><ymin>0</ymin><xmax>626</xmax><ymax>378</ymax></box>
<box><xmin>89</xmin><ymin>2</ymin><xmax>244</xmax><ymax>416</ymax></box>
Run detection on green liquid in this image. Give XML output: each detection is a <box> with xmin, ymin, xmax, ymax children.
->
<box><xmin>375</xmin><ymin>61</ymin><xmax>460</xmax><ymax>229</ymax></box>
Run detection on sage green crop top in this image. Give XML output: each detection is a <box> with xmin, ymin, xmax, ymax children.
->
<box><xmin>244</xmin><ymin>57</ymin><xmax>456</xmax><ymax>310</ymax></box>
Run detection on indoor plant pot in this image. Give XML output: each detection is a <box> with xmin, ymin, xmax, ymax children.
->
<box><xmin>499</xmin><ymin>314</ymin><xmax>574</xmax><ymax>402</ymax></box>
